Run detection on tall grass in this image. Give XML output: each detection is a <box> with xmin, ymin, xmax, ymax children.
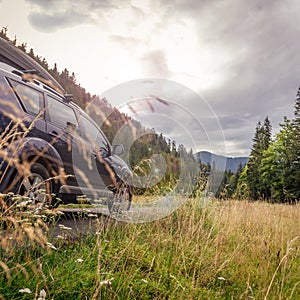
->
<box><xmin>0</xmin><ymin>92</ymin><xmax>299</xmax><ymax>299</ymax></box>
<box><xmin>1</xmin><ymin>199</ymin><xmax>299</xmax><ymax>299</ymax></box>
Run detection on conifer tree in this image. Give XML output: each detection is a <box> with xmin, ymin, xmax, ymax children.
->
<box><xmin>247</xmin><ymin>121</ymin><xmax>262</xmax><ymax>199</ymax></box>
<box><xmin>295</xmin><ymin>86</ymin><xmax>300</xmax><ymax>119</ymax></box>
<box><xmin>259</xmin><ymin>124</ymin><xmax>287</xmax><ymax>202</ymax></box>
<box><xmin>246</xmin><ymin>117</ymin><xmax>272</xmax><ymax>199</ymax></box>
<box><xmin>283</xmin><ymin>86</ymin><xmax>300</xmax><ymax>201</ymax></box>
<box><xmin>259</xmin><ymin>85</ymin><xmax>300</xmax><ymax>203</ymax></box>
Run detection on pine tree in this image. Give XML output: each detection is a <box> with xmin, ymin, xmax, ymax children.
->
<box><xmin>262</xmin><ymin>117</ymin><xmax>272</xmax><ymax>149</ymax></box>
<box><xmin>236</xmin><ymin>165</ymin><xmax>250</xmax><ymax>199</ymax></box>
<box><xmin>259</xmin><ymin>84</ymin><xmax>300</xmax><ymax>203</ymax></box>
<box><xmin>0</xmin><ymin>27</ymin><xmax>9</xmax><ymax>40</ymax></box>
<box><xmin>246</xmin><ymin>117</ymin><xmax>272</xmax><ymax>199</ymax></box>
<box><xmin>247</xmin><ymin>121</ymin><xmax>262</xmax><ymax>199</ymax></box>
<box><xmin>295</xmin><ymin>86</ymin><xmax>300</xmax><ymax>119</ymax></box>
<box><xmin>259</xmin><ymin>127</ymin><xmax>286</xmax><ymax>202</ymax></box>
<box><xmin>283</xmin><ymin>86</ymin><xmax>300</xmax><ymax>201</ymax></box>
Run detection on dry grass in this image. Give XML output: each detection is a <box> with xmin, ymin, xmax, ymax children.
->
<box><xmin>0</xmin><ymin>93</ymin><xmax>299</xmax><ymax>299</ymax></box>
<box><xmin>87</xmin><ymin>198</ymin><xmax>299</xmax><ymax>299</ymax></box>
<box><xmin>0</xmin><ymin>198</ymin><xmax>299</xmax><ymax>299</ymax></box>
<box><xmin>210</xmin><ymin>200</ymin><xmax>300</xmax><ymax>299</ymax></box>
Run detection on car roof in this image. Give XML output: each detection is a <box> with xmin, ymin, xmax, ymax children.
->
<box><xmin>0</xmin><ymin>37</ymin><xmax>64</xmax><ymax>93</ymax></box>
<box><xmin>0</xmin><ymin>61</ymin><xmax>66</xmax><ymax>101</ymax></box>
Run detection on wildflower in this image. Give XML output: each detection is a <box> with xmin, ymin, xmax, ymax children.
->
<box><xmin>38</xmin><ymin>289</ymin><xmax>46</xmax><ymax>300</ymax></box>
<box><xmin>23</xmin><ymin>222</ymin><xmax>33</xmax><ymax>226</ymax></box>
<box><xmin>58</xmin><ymin>224</ymin><xmax>72</xmax><ymax>231</ymax></box>
<box><xmin>100</xmin><ymin>278</ymin><xmax>114</xmax><ymax>286</ymax></box>
<box><xmin>87</xmin><ymin>213</ymin><xmax>97</xmax><ymax>218</ymax></box>
<box><xmin>63</xmin><ymin>226</ymin><xmax>72</xmax><ymax>230</ymax></box>
<box><xmin>170</xmin><ymin>274</ymin><xmax>185</xmax><ymax>290</ymax></box>
<box><xmin>19</xmin><ymin>288</ymin><xmax>31</xmax><ymax>294</ymax></box>
<box><xmin>16</xmin><ymin>219</ymin><xmax>29</xmax><ymax>223</ymax></box>
<box><xmin>76</xmin><ymin>258</ymin><xmax>84</xmax><ymax>263</ymax></box>
<box><xmin>47</xmin><ymin>242</ymin><xmax>57</xmax><ymax>250</ymax></box>
<box><xmin>17</xmin><ymin>200</ymin><xmax>32</xmax><ymax>208</ymax></box>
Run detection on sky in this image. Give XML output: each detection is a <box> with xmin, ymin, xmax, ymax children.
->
<box><xmin>1</xmin><ymin>0</ymin><xmax>300</xmax><ymax>157</ymax></box>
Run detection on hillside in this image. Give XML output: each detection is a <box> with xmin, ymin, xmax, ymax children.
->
<box><xmin>194</xmin><ymin>151</ymin><xmax>248</xmax><ymax>172</ymax></box>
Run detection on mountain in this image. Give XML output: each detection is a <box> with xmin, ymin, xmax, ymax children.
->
<box><xmin>194</xmin><ymin>151</ymin><xmax>248</xmax><ymax>172</ymax></box>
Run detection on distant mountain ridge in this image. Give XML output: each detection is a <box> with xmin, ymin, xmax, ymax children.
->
<box><xmin>194</xmin><ymin>151</ymin><xmax>248</xmax><ymax>172</ymax></box>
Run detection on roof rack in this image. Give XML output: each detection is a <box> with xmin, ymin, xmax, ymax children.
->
<box><xmin>0</xmin><ymin>61</ymin><xmax>66</xmax><ymax>100</ymax></box>
<box><xmin>64</xmin><ymin>94</ymin><xmax>73</xmax><ymax>103</ymax></box>
<box><xmin>23</xmin><ymin>69</ymin><xmax>39</xmax><ymax>74</ymax></box>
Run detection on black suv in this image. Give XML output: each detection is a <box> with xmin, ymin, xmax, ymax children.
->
<box><xmin>0</xmin><ymin>45</ymin><xmax>132</xmax><ymax>211</ymax></box>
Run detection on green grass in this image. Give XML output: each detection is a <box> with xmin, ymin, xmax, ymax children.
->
<box><xmin>1</xmin><ymin>199</ymin><xmax>299</xmax><ymax>299</ymax></box>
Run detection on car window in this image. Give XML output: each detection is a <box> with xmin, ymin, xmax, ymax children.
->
<box><xmin>79</xmin><ymin>115</ymin><xmax>109</xmax><ymax>152</ymax></box>
<box><xmin>47</xmin><ymin>96</ymin><xmax>78</xmax><ymax>131</ymax></box>
<box><xmin>9</xmin><ymin>79</ymin><xmax>43</xmax><ymax>115</ymax></box>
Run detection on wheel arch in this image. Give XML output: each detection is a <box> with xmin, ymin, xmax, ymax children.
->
<box><xmin>20</xmin><ymin>137</ymin><xmax>65</xmax><ymax>190</ymax></box>
<box><xmin>1</xmin><ymin>137</ymin><xmax>64</xmax><ymax>194</ymax></box>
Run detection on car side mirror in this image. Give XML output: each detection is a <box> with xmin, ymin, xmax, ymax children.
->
<box><xmin>112</xmin><ymin>144</ymin><xmax>125</xmax><ymax>155</ymax></box>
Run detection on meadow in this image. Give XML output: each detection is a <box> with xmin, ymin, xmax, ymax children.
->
<box><xmin>0</xmin><ymin>197</ymin><xmax>299</xmax><ymax>299</ymax></box>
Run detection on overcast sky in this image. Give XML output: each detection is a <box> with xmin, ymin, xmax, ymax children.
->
<box><xmin>1</xmin><ymin>0</ymin><xmax>300</xmax><ymax>157</ymax></box>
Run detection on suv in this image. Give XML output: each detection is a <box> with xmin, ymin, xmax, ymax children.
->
<box><xmin>0</xmin><ymin>60</ymin><xmax>132</xmax><ymax>211</ymax></box>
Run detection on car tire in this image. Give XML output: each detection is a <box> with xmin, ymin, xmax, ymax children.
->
<box><xmin>15</xmin><ymin>162</ymin><xmax>54</xmax><ymax>205</ymax></box>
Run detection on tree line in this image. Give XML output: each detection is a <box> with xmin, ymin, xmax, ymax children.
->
<box><xmin>2</xmin><ymin>27</ymin><xmax>298</xmax><ymax>202</ymax></box>
<box><xmin>217</xmin><ymin>88</ymin><xmax>300</xmax><ymax>203</ymax></box>
<box><xmin>0</xmin><ymin>27</ymin><xmax>194</xmax><ymax>195</ymax></box>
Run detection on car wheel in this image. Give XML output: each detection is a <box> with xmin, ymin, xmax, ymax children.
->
<box><xmin>16</xmin><ymin>162</ymin><xmax>52</xmax><ymax>205</ymax></box>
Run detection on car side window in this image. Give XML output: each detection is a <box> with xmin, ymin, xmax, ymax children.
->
<box><xmin>79</xmin><ymin>116</ymin><xmax>109</xmax><ymax>153</ymax></box>
<box><xmin>46</xmin><ymin>96</ymin><xmax>78</xmax><ymax>132</ymax></box>
<box><xmin>9</xmin><ymin>79</ymin><xmax>43</xmax><ymax>115</ymax></box>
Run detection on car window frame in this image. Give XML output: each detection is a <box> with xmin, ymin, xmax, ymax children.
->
<box><xmin>45</xmin><ymin>95</ymin><xmax>79</xmax><ymax>134</ymax></box>
<box><xmin>77</xmin><ymin>113</ymin><xmax>111</xmax><ymax>156</ymax></box>
<box><xmin>7</xmin><ymin>78</ymin><xmax>44</xmax><ymax>117</ymax></box>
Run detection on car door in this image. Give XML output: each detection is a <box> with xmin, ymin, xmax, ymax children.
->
<box><xmin>76</xmin><ymin>113</ymin><xmax>114</xmax><ymax>189</ymax></box>
<box><xmin>45</xmin><ymin>95</ymin><xmax>79</xmax><ymax>187</ymax></box>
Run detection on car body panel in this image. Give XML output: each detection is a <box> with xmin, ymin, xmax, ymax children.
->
<box><xmin>0</xmin><ymin>56</ymin><xmax>132</xmax><ymax>206</ymax></box>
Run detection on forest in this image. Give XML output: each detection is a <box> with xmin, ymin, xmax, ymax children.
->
<box><xmin>217</xmin><ymin>96</ymin><xmax>300</xmax><ymax>203</ymax></box>
<box><xmin>1</xmin><ymin>27</ymin><xmax>299</xmax><ymax>203</ymax></box>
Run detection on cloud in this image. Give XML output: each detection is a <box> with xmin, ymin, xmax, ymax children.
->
<box><xmin>22</xmin><ymin>0</ymin><xmax>300</xmax><ymax>155</ymax></box>
<box><xmin>140</xmin><ymin>50</ymin><xmax>170</xmax><ymax>78</ymax></box>
<box><xmin>25</xmin><ymin>0</ymin><xmax>62</xmax><ymax>10</ymax></box>
<box><xmin>25</xmin><ymin>0</ymin><xmax>149</xmax><ymax>34</ymax></box>
<box><xmin>25</xmin><ymin>0</ymin><xmax>118</xmax><ymax>10</ymax></box>
<box><xmin>155</xmin><ymin>0</ymin><xmax>300</xmax><ymax>155</ymax></box>
<box><xmin>28</xmin><ymin>9</ymin><xmax>92</xmax><ymax>32</ymax></box>
<box><xmin>110</xmin><ymin>35</ymin><xmax>144</xmax><ymax>48</ymax></box>
<box><xmin>25</xmin><ymin>0</ymin><xmax>121</xmax><ymax>32</ymax></box>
